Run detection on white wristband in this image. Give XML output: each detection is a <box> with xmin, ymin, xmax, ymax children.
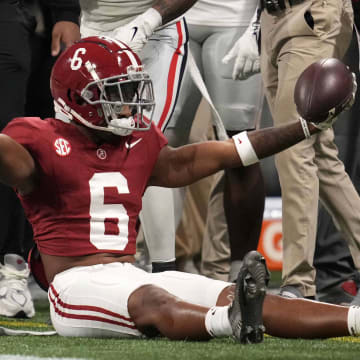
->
<box><xmin>299</xmin><ymin>117</ymin><xmax>311</xmax><ymax>139</ymax></box>
<box><xmin>232</xmin><ymin>131</ymin><xmax>259</xmax><ymax>166</ymax></box>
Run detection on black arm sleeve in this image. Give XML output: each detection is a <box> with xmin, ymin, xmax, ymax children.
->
<box><xmin>41</xmin><ymin>0</ymin><xmax>81</xmax><ymax>25</ymax></box>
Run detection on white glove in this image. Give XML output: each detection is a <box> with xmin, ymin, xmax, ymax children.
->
<box><xmin>222</xmin><ymin>10</ymin><xmax>260</xmax><ymax>80</ymax></box>
<box><xmin>311</xmin><ymin>72</ymin><xmax>357</xmax><ymax>130</ymax></box>
<box><xmin>113</xmin><ymin>8</ymin><xmax>162</xmax><ymax>53</ymax></box>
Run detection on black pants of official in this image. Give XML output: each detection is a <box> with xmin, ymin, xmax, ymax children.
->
<box><xmin>0</xmin><ymin>1</ymin><xmax>55</xmax><ymax>261</ymax></box>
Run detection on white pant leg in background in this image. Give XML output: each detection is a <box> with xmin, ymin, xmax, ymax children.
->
<box><xmin>80</xmin><ymin>20</ymin><xmax>189</xmax><ymax>266</ymax></box>
<box><xmin>139</xmin><ymin>20</ymin><xmax>189</xmax><ymax>264</ymax></box>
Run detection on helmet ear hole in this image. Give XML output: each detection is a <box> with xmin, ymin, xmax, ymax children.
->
<box><xmin>67</xmin><ymin>89</ymin><xmax>73</xmax><ymax>103</ymax></box>
<box><xmin>74</xmin><ymin>93</ymin><xmax>86</xmax><ymax>106</ymax></box>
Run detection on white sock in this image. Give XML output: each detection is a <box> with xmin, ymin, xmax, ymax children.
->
<box><xmin>347</xmin><ymin>306</ymin><xmax>360</xmax><ymax>336</ymax></box>
<box><xmin>205</xmin><ymin>306</ymin><xmax>232</xmax><ymax>337</ymax></box>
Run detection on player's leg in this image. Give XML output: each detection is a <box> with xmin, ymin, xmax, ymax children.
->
<box><xmin>49</xmin><ymin>253</ymin><xmax>360</xmax><ymax>340</ymax></box>
<box><xmin>137</xmin><ymin>20</ymin><xmax>189</xmax><ymax>272</ymax></box>
<box><xmin>223</xmin><ymin>144</ymin><xmax>265</xmax><ymax>281</ymax></box>
<box><xmin>163</xmin><ymin>28</ymin><xmax>206</xmax><ymax>270</ymax></box>
<box><xmin>139</xmin><ymin>187</ymin><xmax>177</xmax><ymax>271</ymax></box>
<box><xmin>49</xmin><ymin>260</ymin><xmax>230</xmax><ymax>339</ymax></box>
<box><xmin>201</xmin><ymin>26</ymin><xmax>265</xmax><ymax>280</ymax></box>
<box><xmin>138</xmin><ymin>264</ymin><xmax>360</xmax><ymax>341</ymax></box>
<box><xmin>128</xmin><ymin>284</ymin><xmax>213</xmax><ymax>340</ymax></box>
<box><xmin>263</xmin><ymin>295</ymin><xmax>351</xmax><ymax>338</ymax></box>
<box><xmin>130</xmin><ymin>255</ymin><xmax>360</xmax><ymax>341</ymax></box>
<box><xmin>128</xmin><ymin>250</ymin><xmax>269</xmax><ymax>342</ymax></box>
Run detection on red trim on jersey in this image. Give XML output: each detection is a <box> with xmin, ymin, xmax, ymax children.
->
<box><xmin>49</xmin><ymin>284</ymin><xmax>136</xmax><ymax>329</ymax></box>
<box><xmin>158</xmin><ymin>21</ymin><xmax>184</xmax><ymax>130</ymax></box>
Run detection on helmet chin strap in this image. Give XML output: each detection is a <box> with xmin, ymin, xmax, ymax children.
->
<box><xmin>55</xmin><ymin>97</ymin><xmax>136</xmax><ymax>136</ymax></box>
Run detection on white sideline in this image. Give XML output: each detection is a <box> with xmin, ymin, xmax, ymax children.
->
<box><xmin>0</xmin><ymin>327</ymin><xmax>56</xmax><ymax>336</ymax></box>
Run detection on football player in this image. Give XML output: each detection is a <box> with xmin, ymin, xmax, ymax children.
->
<box><xmin>0</xmin><ymin>37</ymin><xmax>359</xmax><ymax>342</ymax></box>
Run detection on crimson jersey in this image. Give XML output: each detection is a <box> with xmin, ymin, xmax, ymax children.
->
<box><xmin>2</xmin><ymin>117</ymin><xmax>167</xmax><ymax>257</ymax></box>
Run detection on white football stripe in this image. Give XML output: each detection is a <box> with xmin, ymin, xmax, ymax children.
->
<box><xmin>123</xmin><ymin>50</ymin><xmax>140</xmax><ymax>67</ymax></box>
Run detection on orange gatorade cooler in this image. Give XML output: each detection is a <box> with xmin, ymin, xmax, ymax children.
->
<box><xmin>257</xmin><ymin>197</ymin><xmax>283</xmax><ymax>271</ymax></box>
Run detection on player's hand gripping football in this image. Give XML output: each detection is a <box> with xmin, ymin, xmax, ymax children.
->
<box><xmin>222</xmin><ymin>10</ymin><xmax>260</xmax><ymax>80</ymax></box>
<box><xmin>113</xmin><ymin>8</ymin><xmax>162</xmax><ymax>53</ymax></box>
<box><xmin>294</xmin><ymin>58</ymin><xmax>357</xmax><ymax>131</ymax></box>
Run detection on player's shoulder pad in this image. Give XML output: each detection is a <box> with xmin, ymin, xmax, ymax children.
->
<box><xmin>2</xmin><ymin>117</ymin><xmax>48</xmax><ymax>134</ymax></box>
<box><xmin>2</xmin><ymin>117</ymin><xmax>53</xmax><ymax>148</ymax></box>
<box><xmin>149</xmin><ymin>122</ymin><xmax>168</xmax><ymax>146</ymax></box>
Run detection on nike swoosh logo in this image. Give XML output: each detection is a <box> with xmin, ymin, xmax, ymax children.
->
<box><xmin>131</xmin><ymin>26</ymin><xmax>138</xmax><ymax>41</ymax></box>
<box><xmin>125</xmin><ymin>138</ymin><xmax>142</xmax><ymax>149</ymax></box>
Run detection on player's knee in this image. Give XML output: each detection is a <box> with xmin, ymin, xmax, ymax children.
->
<box><xmin>128</xmin><ymin>284</ymin><xmax>178</xmax><ymax>335</ymax></box>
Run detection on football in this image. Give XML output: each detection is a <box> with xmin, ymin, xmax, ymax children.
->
<box><xmin>294</xmin><ymin>58</ymin><xmax>354</xmax><ymax>123</ymax></box>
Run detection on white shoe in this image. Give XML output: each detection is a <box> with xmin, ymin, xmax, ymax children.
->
<box><xmin>0</xmin><ymin>254</ymin><xmax>35</xmax><ymax>318</ymax></box>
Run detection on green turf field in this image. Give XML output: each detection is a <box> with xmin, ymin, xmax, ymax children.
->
<box><xmin>1</xmin><ymin>298</ymin><xmax>360</xmax><ymax>360</ymax></box>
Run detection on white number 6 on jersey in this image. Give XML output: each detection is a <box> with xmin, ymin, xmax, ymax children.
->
<box><xmin>70</xmin><ymin>48</ymin><xmax>86</xmax><ymax>70</ymax></box>
<box><xmin>89</xmin><ymin>172</ymin><xmax>130</xmax><ymax>251</ymax></box>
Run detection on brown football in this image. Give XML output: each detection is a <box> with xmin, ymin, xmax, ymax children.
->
<box><xmin>294</xmin><ymin>58</ymin><xmax>354</xmax><ymax>123</ymax></box>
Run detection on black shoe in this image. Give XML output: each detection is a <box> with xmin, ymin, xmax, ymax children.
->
<box><xmin>228</xmin><ymin>251</ymin><xmax>270</xmax><ymax>344</ymax></box>
<box><xmin>317</xmin><ymin>280</ymin><xmax>357</xmax><ymax>305</ymax></box>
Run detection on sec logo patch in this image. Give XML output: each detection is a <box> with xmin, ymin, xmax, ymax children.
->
<box><xmin>54</xmin><ymin>138</ymin><xmax>71</xmax><ymax>156</ymax></box>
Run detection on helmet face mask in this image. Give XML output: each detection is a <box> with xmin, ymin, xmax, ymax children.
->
<box><xmin>50</xmin><ymin>36</ymin><xmax>155</xmax><ymax>136</ymax></box>
<box><xmin>82</xmin><ymin>65</ymin><xmax>155</xmax><ymax>135</ymax></box>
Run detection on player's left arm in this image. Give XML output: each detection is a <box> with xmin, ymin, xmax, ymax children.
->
<box><xmin>149</xmin><ymin>120</ymin><xmax>319</xmax><ymax>188</ymax></box>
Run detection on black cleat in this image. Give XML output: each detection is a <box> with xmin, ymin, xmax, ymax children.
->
<box><xmin>228</xmin><ymin>251</ymin><xmax>270</xmax><ymax>344</ymax></box>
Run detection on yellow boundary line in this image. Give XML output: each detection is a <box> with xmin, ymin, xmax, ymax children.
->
<box><xmin>264</xmin><ymin>333</ymin><xmax>360</xmax><ymax>342</ymax></box>
<box><xmin>330</xmin><ymin>336</ymin><xmax>360</xmax><ymax>343</ymax></box>
<box><xmin>0</xmin><ymin>320</ymin><xmax>51</xmax><ymax>328</ymax></box>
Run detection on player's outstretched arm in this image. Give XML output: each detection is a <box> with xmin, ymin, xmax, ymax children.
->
<box><xmin>0</xmin><ymin>134</ymin><xmax>36</xmax><ymax>195</ymax></box>
<box><xmin>150</xmin><ymin>57</ymin><xmax>357</xmax><ymax>188</ymax></box>
<box><xmin>149</xmin><ymin>120</ymin><xmax>319</xmax><ymax>188</ymax></box>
